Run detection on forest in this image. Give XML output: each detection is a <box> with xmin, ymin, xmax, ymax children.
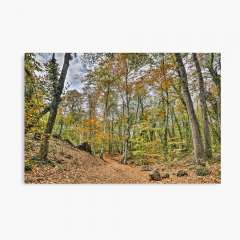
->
<box><xmin>24</xmin><ymin>53</ymin><xmax>221</xmax><ymax>183</ymax></box>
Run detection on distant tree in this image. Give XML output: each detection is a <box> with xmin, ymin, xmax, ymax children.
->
<box><xmin>207</xmin><ymin>53</ymin><xmax>221</xmax><ymax>127</ymax></box>
<box><xmin>24</xmin><ymin>53</ymin><xmax>44</xmax><ymax>133</ymax></box>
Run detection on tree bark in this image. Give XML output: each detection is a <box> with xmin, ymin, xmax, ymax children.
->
<box><xmin>100</xmin><ymin>82</ymin><xmax>110</xmax><ymax>158</ymax></box>
<box><xmin>39</xmin><ymin>53</ymin><xmax>71</xmax><ymax>161</ymax></box>
<box><xmin>175</xmin><ymin>53</ymin><xmax>205</xmax><ymax>163</ymax></box>
<box><xmin>58</xmin><ymin>119</ymin><xmax>64</xmax><ymax>138</ymax></box>
<box><xmin>192</xmin><ymin>53</ymin><xmax>212</xmax><ymax>158</ymax></box>
<box><xmin>208</xmin><ymin>53</ymin><xmax>221</xmax><ymax>131</ymax></box>
<box><xmin>123</xmin><ymin>60</ymin><xmax>130</xmax><ymax>164</ymax></box>
<box><xmin>162</xmin><ymin>57</ymin><xmax>169</xmax><ymax>159</ymax></box>
<box><xmin>172</xmin><ymin>106</ymin><xmax>182</xmax><ymax>141</ymax></box>
<box><xmin>163</xmin><ymin>91</ymin><xmax>169</xmax><ymax>159</ymax></box>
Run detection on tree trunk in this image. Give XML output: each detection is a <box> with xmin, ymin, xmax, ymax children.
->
<box><xmin>172</xmin><ymin>106</ymin><xmax>182</xmax><ymax>141</ymax></box>
<box><xmin>207</xmin><ymin>107</ymin><xmax>221</xmax><ymax>144</ymax></box>
<box><xmin>163</xmin><ymin>91</ymin><xmax>169</xmax><ymax>159</ymax></box>
<box><xmin>192</xmin><ymin>53</ymin><xmax>212</xmax><ymax>158</ymax></box>
<box><xmin>58</xmin><ymin>119</ymin><xmax>64</xmax><ymax>138</ymax></box>
<box><xmin>39</xmin><ymin>53</ymin><xmax>71</xmax><ymax>161</ymax></box>
<box><xmin>123</xmin><ymin>60</ymin><xmax>130</xmax><ymax>164</ymax></box>
<box><xmin>175</xmin><ymin>53</ymin><xmax>205</xmax><ymax>163</ymax></box>
<box><xmin>208</xmin><ymin>53</ymin><xmax>221</xmax><ymax>134</ymax></box>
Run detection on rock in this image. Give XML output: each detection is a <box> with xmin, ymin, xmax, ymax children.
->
<box><xmin>33</xmin><ymin>132</ymin><xmax>41</xmax><ymax>141</ymax></box>
<box><xmin>25</xmin><ymin>161</ymin><xmax>33</xmax><ymax>171</ymax></box>
<box><xmin>161</xmin><ymin>173</ymin><xmax>170</xmax><ymax>179</ymax></box>
<box><xmin>141</xmin><ymin>165</ymin><xmax>152</xmax><ymax>171</ymax></box>
<box><xmin>77</xmin><ymin>142</ymin><xmax>92</xmax><ymax>154</ymax></box>
<box><xmin>196</xmin><ymin>167</ymin><xmax>209</xmax><ymax>176</ymax></box>
<box><xmin>177</xmin><ymin>170</ymin><xmax>188</xmax><ymax>177</ymax></box>
<box><xmin>149</xmin><ymin>169</ymin><xmax>161</xmax><ymax>181</ymax></box>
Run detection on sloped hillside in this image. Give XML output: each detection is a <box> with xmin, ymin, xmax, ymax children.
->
<box><xmin>25</xmin><ymin>136</ymin><xmax>220</xmax><ymax>184</ymax></box>
<box><xmin>25</xmin><ymin>136</ymin><xmax>149</xmax><ymax>183</ymax></box>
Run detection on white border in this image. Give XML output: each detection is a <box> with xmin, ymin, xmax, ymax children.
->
<box><xmin>0</xmin><ymin>0</ymin><xmax>239</xmax><ymax>239</ymax></box>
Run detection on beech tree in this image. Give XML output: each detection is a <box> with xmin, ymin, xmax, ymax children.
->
<box><xmin>24</xmin><ymin>53</ymin><xmax>44</xmax><ymax>133</ymax></box>
<box><xmin>39</xmin><ymin>53</ymin><xmax>71</xmax><ymax>161</ymax></box>
<box><xmin>192</xmin><ymin>53</ymin><xmax>212</xmax><ymax>158</ymax></box>
<box><xmin>175</xmin><ymin>53</ymin><xmax>205</xmax><ymax>163</ymax></box>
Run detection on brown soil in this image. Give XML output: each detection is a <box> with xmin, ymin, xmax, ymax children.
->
<box><xmin>25</xmin><ymin>137</ymin><xmax>221</xmax><ymax>184</ymax></box>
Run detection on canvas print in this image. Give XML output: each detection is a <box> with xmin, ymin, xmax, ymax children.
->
<box><xmin>24</xmin><ymin>53</ymin><xmax>221</xmax><ymax>183</ymax></box>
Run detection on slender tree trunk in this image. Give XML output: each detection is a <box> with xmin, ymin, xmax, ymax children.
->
<box><xmin>207</xmin><ymin>107</ymin><xmax>221</xmax><ymax>144</ymax></box>
<box><xmin>123</xmin><ymin>60</ymin><xmax>130</xmax><ymax>164</ymax></box>
<box><xmin>208</xmin><ymin>53</ymin><xmax>221</xmax><ymax>134</ymax></box>
<box><xmin>108</xmin><ymin>122</ymin><xmax>111</xmax><ymax>154</ymax></box>
<box><xmin>135</xmin><ymin>96</ymin><xmax>140</xmax><ymax>121</ymax></box>
<box><xmin>110</xmin><ymin>118</ymin><xmax>114</xmax><ymax>153</ymax></box>
<box><xmin>140</xmin><ymin>98</ymin><xmax>144</xmax><ymax>120</ymax></box>
<box><xmin>162</xmin><ymin>57</ymin><xmax>169</xmax><ymax>159</ymax></box>
<box><xmin>123</xmin><ymin>95</ymin><xmax>130</xmax><ymax>164</ymax></box>
<box><xmin>163</xmin><ymin>91</ymin><xmax>169</xmax><ymax>159</ymax></box>
<box><xmin>39</xmin><ymin>53</ymin><xmax>71</xmax><ymax>161</ymax></box>
<box><xmin>175</xmin><ymin>53</ymin><xmax>205</xmax><ymax>163</ymax></box>
<box><xmin>172</xmin><ymin>106</ymin><xmax>182</xmax><ymax>141</ymax></box>
<box><xmin>193</xmin><ymin>53</ymin><xmax>212</xmax><ymax>158</ymax></box>
<box><xmin>58</xmin><ymin>119</ymin><xmax>64</xmax><ymax>138</ymax></box>
<box><xmin>100</xmin><ymin>83</ymin><xmax>110</xmax><ymax>158</ymax></box>
<box><xmin>121</xmin><ymin>96</ymin><xmax>125</xmax><ymax>155</ymax></box>
<box><xmin>171</xmin><ymin>110</ymin><xmax>175</xmax><ymax>138</ymax></box>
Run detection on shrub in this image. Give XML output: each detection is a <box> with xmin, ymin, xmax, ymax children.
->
<box><xmin>196</xmin><ymin>167</ymin><xmax>209</xmax><ymax>176</ymax></box>
<box><xmin>25</xmin><ymin>160</ymin><xmax>33</xmax><ymax>171</ymax></box>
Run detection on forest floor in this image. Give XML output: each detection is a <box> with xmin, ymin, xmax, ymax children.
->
<box><xmin>25</xmin><ymin>137</ymin><xmax>221</xmax><ymax>184</ymax></box>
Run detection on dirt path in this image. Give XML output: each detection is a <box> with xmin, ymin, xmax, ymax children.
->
<box><xmin>25</xmin><ymin>139</ymin><xmax>150</xmax><ymax>183</ymax></box>
<box><xmin>25</xmin><ymin>138</ymin><xmax>221</xmax><ymax>184</ymax></box>
<box><xmin>91</xmin><ymin>154</ymin><xmax>149</xmax><ymax>183</ymax></box>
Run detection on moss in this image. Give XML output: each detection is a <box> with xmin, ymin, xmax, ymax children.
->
<box><xmin>25</xmin><ymin>160</ymin><xmax>33</xmax><ymax>171</ymax></box>
<box><xmin>196</xmin><ymin>166</ymin><xmax>209</xmax><ymax>176</ymax></box>
<box><xmin>177</xmin><ymin>170</ymin><xmax>188</xmax><ymax>177</ymax></box>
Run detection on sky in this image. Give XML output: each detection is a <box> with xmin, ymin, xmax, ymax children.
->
<box><xmin>36</xmin><ymin>53</ymin><xmax>87</xmax><ymax>92</ymax></box>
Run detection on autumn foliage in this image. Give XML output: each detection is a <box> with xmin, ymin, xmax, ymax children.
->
<box><xmin>25</xmin><ymin>53</ymin><xmax>221</xmax><ymax>183</ymax></box>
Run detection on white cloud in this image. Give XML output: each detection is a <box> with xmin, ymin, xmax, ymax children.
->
<box><xmin>35</xmin><ymin>53</ymin><xmax>88</xmax><ymax>92</ymax></box>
